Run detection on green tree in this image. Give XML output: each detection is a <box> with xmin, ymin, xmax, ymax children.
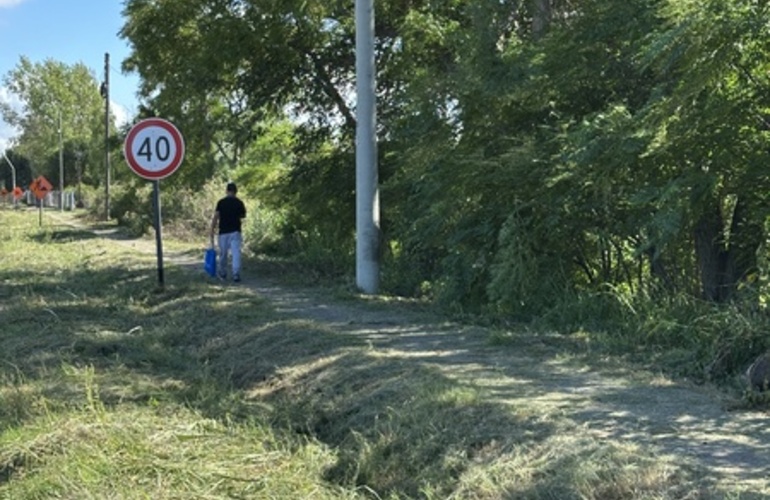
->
<box><xmin>0</xmin><ymin>57</ymin><xmax>110</xmax><ymax>189</ymax></box>
<box><xmin>118</xmin><ymin>0</ymin><xmax>770</xmax><ymax>312</ymax></box>
<box><xmin>118</xmin><ymin>0</ymin><xmax>487</xmax><ymax>256</ymax></box>
<box><xmin>382</xmin><ymin>0</ymin><xmax>659</xmax><ymax>306</ymax></box>
<box><xmin>633</xmin><ymin>0</ymin><xmax>770</xmax><ymax>302</ymax></box>
<box><xmin>119</xmin><ymin>0</ymin><xmax>353</xmax><ymax>186</ymax></box>
<box><xmin>388</xmin><ymin>0</ymin><xmax>770</xmax><ymax>311</ymax></box>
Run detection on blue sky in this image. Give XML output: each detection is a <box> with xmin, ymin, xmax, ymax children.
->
<box><xmin>0</xmin><ymin>0</ymin><xmax>140</xmax><ymax>150</ymax></box>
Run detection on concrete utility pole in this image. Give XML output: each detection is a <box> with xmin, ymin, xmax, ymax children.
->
<box><xmin>355</xmin><ymin>0</ymin><xmax>380</xmax><ymax>294</ymax></box>
<box><xmin>75</xmin><ymin>150</ymin><xmax>83</xmax><ymax>205</ymax></box>
<box><xmin>103</xmin><ymin>52</ymin><xmax>111</xmax><ymax>220</ymax></box>
<box><xmin>58</xmin><ymin>108</ymin><xmax>64</xmax><ymax>210</ymax></box>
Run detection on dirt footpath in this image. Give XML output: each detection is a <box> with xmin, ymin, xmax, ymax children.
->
<box><xmin>243</xmin><ymin>279</ymin><xmax>770</xmax><ymax>491</ymax></box>
<box><xmin>51</xmin><ymin>211</ymin><xmax>770</xmax><ymax>493</ymax></box>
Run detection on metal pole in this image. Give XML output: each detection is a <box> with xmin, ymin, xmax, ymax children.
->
<box><xmin>58</xmin><ymin>109</ymin><xmax>64</xmax><ymax>211</ymax></box>
<box><xmin>355</xmin><ymin>0</ymin><xmax>380</xmax><ymax>294</ymax></box>
<box><xmin>3</xmin><ymin>150</ymin><xmax>17</xmax><ymax>208</ymax></box>
<box><xmin>152</xmin><ymin>180</ymin><xmax>165</xmax><ymax>287</ymax></box>
<box><xmin>75</xmin><ymin>151</ymin><xmax>83</xmax><ymax>207</ymax></box>
<box><xmin>104</xmin><ymin>52</ymin><xmax>111</xmax><ymax>220</ymax></box>
<box><xmin>3</xmin><ymin>150</ymin><xmax>16</xmax><ymax>191</ymax></box>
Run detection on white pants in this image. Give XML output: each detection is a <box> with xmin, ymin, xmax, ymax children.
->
<box><xmin>218</xmin><ymin>231</ymin><xmax>242</xmax><ymax>277</ymax></box>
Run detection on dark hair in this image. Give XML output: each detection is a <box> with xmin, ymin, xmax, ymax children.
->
<box><xmin>226</xmin><ymin>182</ymin><xmax>237</xmax><ymax>194</ymax></box>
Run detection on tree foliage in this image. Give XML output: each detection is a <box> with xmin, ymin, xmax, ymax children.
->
<box><xmin>112</xmin><ymin>0</ymin><xmax>770</xmax><ymax>314</ymax></box>
<box><xmin>0</xmin><ymin>57</ymin><xmax>109</xmax><ymax>188</ymax></box>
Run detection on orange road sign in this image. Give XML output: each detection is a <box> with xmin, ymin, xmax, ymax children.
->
<box><xmin>12</xmin><ymin>186</ymin><xmax>23</xmax><ymax>199</ymax></box>
<box><xmin>37</xmin><ymin>176</ymin><xmax>53</xmax><ymax>192</ymax></box>
<box><xmin>31</xmin><ymin>176</ymin><xmax>53</xmax><ymax>200</ymax></box>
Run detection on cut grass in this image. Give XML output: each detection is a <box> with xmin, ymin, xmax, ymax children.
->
<box><xmin>1</xmin><ymin>403</ymin><xmax>353</xmax><ymax>499</ymax></box>
<box><xmin>1</xmin><ymin>210</ymin><xmax>354</xmax><ymax>499</ymax></box>
<box><xmin>0</xmin><ymin>208</ymin><xmax>760</xmax><ymax>498</ymax></box>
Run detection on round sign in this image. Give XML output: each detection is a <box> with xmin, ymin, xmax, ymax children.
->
<box><xmin>124</xmin><ymin>118</ymin><xmax>185</xmax><ymax>180</ymax></box>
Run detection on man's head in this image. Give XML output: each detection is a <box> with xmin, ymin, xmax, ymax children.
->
<box><xmin>226</xmin><ymin>182</ymin><xmax>238</xmax><ymax>195</ymax></box>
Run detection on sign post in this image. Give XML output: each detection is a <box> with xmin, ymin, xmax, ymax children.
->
<box><xmin>123</xmin><ymin>118</ymin><xmax>185</xmax><ymax>287</ymax></box>
<box><xmin>152</xmin><ymin>180</ymin><xmax>164</xmax><ymax>285</ymax></box>
<box><xmin>30</xmin><ymin>176</ymin><xmax>53</xmax><ymax>226</ymax></box>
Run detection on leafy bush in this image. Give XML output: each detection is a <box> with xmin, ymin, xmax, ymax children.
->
<box><xmin>158</xmin><ymin>180</ymin><xmax>288</xmax><ymax>253</ymax></box>
<box><xmin>487</xmin><ymin>212</ymin><xmax>572</xmax><ymax>320</ymax></box>
<box><xmin>107</xmin><ymin>183</ymin><xmax>153</xmax><ymax>237</ymax></box>
<box><xmin>241</xmin><ymin>200</ymin><xmax>287</xmax><ymax>255</ymax></box>
<box><xmin>159</xmin><ymin>182</ymin><xmax>222</xmax><ymax>242</ymax></box>
<box><xmin>74</xmin><ymin>184</ymin><xmax>100</xmax><ymax>211</ymax></box>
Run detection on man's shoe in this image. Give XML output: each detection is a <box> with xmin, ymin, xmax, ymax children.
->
<box><xmin>218</xmin><ymin>273</ymin><xmax>227</xmax><ymax>281</ymax></box>
<box><xmin>233</xmin><ymin>274</ymin><xmax>241</xmax><ymax>283</ymax></box>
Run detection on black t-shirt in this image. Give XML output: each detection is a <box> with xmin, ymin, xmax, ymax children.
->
<box><xmin>216</xmin><ymin>196</ymin><xmax>246</xmax><ymax>234</ymax></box>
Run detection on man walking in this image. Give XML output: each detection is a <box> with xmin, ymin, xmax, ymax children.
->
<box><xmin>210</xmin><ymin>182</ymin><xmax>247</xmax><ymax>282</ymax></box>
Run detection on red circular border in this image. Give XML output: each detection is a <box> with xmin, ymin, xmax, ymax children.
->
<box><xmin>124</xmin><ymin>118</ymin><xmax>185</xmax><ymax>180</ymax></box>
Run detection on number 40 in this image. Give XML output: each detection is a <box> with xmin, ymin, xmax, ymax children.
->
<box><xmin>137</xmin><ymin>135</ymin><xmax>172</xmax><ymax>163</ymax></box>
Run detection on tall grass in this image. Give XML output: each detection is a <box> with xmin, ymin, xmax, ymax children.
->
<box><xmin>523</xmin><ymin>283</ymin><xmax>770</xmax><ymax>389</ymax></box>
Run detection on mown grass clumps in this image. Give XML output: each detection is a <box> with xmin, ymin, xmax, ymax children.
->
<box><xmin>259</xmin><ymin>350</ymin><xmax>707</xmax><ymax>499</ymax></box>
<box><xmin>1</xmin><ymin>210</ymin><xmax>353</xmax><ymax>498</ymax></box>
<box><xmin>0</xmin><ymin>209</ymin><xmax>752</xmax><ymax>498</ymax></box>
<box><xmin>0</xmin><ymin>396</ymin><xmax>353</xmax><ymax>499</ymax></box>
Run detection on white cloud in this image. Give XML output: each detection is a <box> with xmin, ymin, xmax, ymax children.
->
<box><xmin>0</xmin><ymin>0</ymin><xmax>26</xmax><ymax>8</ymax></box>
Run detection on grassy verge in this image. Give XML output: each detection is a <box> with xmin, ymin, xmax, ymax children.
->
<box><xmin>0</xmin><ymin>208</ymin><xmax>754</xmax><ymax>498</ymax></box>
<box><xmin>0</xmin><ymin>209</ymin><xmax>355</xmax><ymax>499</ymax></box>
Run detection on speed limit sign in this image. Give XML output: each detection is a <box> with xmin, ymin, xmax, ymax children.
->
<box><xmin>124</xmin><ymin>118</ymin><xmax>185</xmax><ymax>180</ymax></box>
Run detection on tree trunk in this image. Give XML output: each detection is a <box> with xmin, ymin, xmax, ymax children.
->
<box><xmin>693</xmin><ymin>204</ymin><xmax>727</xmax><ymax>302</ymax></box>
<box><xmin>644</xmin><ymin>245</ymin><xmax>675</xmax><ymax>293</ymax></box>
<box><xmin>692</xmin><ymin>198</ymin><xmax>760</xmax><ymax>302</ymax></box>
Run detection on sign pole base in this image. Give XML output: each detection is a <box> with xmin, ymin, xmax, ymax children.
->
<box><xmin>153</xmin><ymin>180</ymin><xmax>164</xmax><ymax>288</ymax></box>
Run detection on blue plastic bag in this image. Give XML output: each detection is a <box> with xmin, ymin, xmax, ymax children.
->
<box><xmin>204</xmin><ymin>248</ymin><xmax>217</xmax><ymax>277</ymax></box>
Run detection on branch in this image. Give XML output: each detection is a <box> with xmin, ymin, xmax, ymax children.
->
<box><xmin>307</xmin><ymin>52</ymin><xmax>357</xmax><ymax>132</ymax></box>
